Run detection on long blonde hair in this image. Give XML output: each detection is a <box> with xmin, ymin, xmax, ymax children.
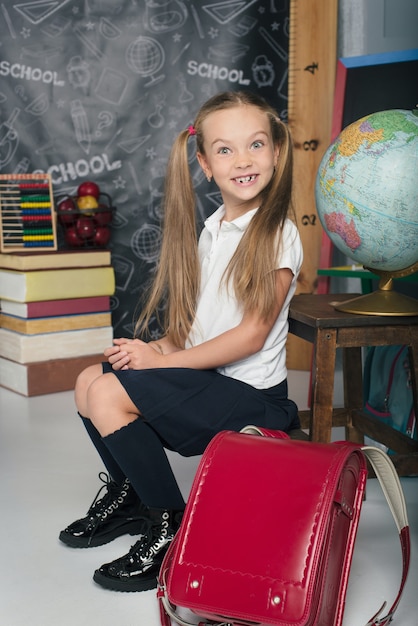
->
<box><xmin>135</xmin><ymin>91</ymin><xmax>294</xmax><ymax>346</ymax></box>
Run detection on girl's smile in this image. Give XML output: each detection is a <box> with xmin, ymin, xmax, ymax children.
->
<box><xmin>233</xmin><ymin>174</ymin><xmax>258</xmax><ymax>185</ymax></box>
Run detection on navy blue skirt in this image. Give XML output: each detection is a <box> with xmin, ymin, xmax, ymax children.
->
<box><xmin>102</xmin><ymin>364</ymin><xmax>300</xmax><ymax>457</ymax></box>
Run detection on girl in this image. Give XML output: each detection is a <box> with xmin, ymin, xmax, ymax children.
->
<box><xmin>59</xmin><ymin>91</ymin><xmax>303</xmax><ymax>593</ymax></box>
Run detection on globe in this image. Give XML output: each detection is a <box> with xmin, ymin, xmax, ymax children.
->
<box><xmin>315</xmin><ymin>109</ymin><xmax>418</xmax><ymax>315</ymax></box>
<box><xmin>131</xmin><ymin>224</ymin><xmax>162</xmax><ymax>263</ymax></box>
<box><xmin>125</xmin><ymin>36</ymin><xmax>164</xmax><ymax>77</ymax></box>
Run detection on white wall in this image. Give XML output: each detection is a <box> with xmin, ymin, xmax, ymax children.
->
<box><xmin>339</xmin><ymin>0</ymin><xmax>418</xmax><ymax>57</ymax></box>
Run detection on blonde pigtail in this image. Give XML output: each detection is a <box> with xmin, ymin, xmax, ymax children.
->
<box><xmin>134</xmin><ymin>130</ymin><xmax>200</xmax><ymax>346</ymax></box>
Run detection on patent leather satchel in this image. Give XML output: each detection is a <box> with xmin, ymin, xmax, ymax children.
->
<box><xmin>157</xmin><ymin>426</ymin><xmax>410</xmax><ymax>626</ymax></box>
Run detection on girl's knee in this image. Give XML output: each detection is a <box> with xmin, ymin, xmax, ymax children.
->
<box><xmin>86</xmin><ymin>373</ymin><xmax>137</xmax><ymax>435</ymax></box>
<box><xmin>74</xmin><ymin>363</ymin><xmax>103</xmax><ymax>415</ymax></box>
<box><xmin>86</xmin><ymin>372</ymin><xmax>121</xmax><ymax>413</ymax></box>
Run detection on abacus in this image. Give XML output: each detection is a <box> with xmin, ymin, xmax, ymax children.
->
<box><xmin>0</xmin><ymin>173</ymin><xmax>58</xmax><ymax>252</ymax></box>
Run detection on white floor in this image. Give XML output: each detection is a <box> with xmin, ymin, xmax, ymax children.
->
<box><xmin>0</xmin><ymin>370</ymin><xmax>416</xmax><ymax>626</ymax></box>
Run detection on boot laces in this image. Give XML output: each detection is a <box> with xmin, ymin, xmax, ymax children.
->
<box><xmin>85</xmin><ymin>474</ymin><xmax>147</xmax><ymax>547</ymax></box>
<box><xmin>127</xmin><ymin>511</ymin><xmax>173</xmax><ymax>565</ymax></box>
<box><xmin>88</xmin><ymin>472</ymin><xmax>128</xmax><ymax>520</ymax></box>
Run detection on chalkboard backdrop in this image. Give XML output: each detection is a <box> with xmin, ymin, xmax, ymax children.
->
<box><xmin>0</xmin><ymin>0</ymin><xmax>290</xmax><ymax>336</ymax></box>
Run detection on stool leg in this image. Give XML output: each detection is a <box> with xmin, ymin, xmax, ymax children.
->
<box><xmin>310</xmin><ymin>328</ymin><xmax>337</xmax><ymax>443</ymax></box>
<box><xmin>343</xmin><ymin>346</ymin><xmax>364</xmax><ymax>444</ymax></box>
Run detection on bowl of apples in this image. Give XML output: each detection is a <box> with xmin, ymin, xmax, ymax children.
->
<box><xmin>55</xmin><ymin>181</ymin><xmax>116</xmax><ymax>248</ymax></box>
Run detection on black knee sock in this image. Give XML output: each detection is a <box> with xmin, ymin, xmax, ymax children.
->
<box><xmin>102</xmin><ymin>419</ymin><xmax>185</xmax><ymax>511</ymax></box>
<box><xmin>79</xmin><ymin>414</ymin><xmax>126</xmax><ymax>485</ymax></box>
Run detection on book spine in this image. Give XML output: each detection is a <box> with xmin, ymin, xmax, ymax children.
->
<box><xmin>0</xmin><ymin>250</ymin><xmax>111</xmax><ymax>271</ymax></box>
<box><xmin>24</xmin><ymin>266</ymin><xmax>116</xmax><ymax>302</ymax></box>
<box><xmin>0</xmin><ymin>267</ymin><xmax>115</xmax><ymax>303</ymax></box>
<box><xmin>0</xmin><ymin>312</ymin><xmax>112</xmax><ymax>334</ymax></box>
<box><xmin>0</xmin><ymin>326</ymin><xmax>113</xmax><ymax>363</ymax></box>
<box><xmin>23</xmin><ymin>296</ymin><xmax>111</xmax><ymax>318</ymax></box>
<box><xmin>0</xmin><ymin>354</ymin><xmax>104</xmax><ymax>396</ymax></box>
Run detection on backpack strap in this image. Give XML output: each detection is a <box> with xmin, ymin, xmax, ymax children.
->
<box><xmin>361</xmin><ymin>446</ymin><xmax>410</xmax><ymax>626</ymax></box>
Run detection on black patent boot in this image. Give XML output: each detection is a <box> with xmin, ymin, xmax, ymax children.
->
<box><xmin>59</xmin><ymin>473</ymin><xmax>148</xmax><ymax>548</ymax></box>
<box><xmin>93</xmin><ymin>508</ymin><xmax>183</xmax><ymax>592</ymax></box>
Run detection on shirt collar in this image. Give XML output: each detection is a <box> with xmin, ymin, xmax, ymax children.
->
<box><xmin>205</xmin><ymin>205</ymin><xmax>258</xmax><ymax>234</ymax></box>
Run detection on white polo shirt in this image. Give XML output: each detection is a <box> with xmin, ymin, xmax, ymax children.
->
<box><xmin>185</xmin><ymin>205</ymin><xmax>303</xmax><ymax>389</ymax></box>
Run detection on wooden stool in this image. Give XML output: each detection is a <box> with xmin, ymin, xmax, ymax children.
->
<box><xmin>288</xmin><ymin>293</ymin><xmax>418</xmax><ymax>476</ymax></box>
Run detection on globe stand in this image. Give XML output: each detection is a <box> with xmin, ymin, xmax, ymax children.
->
<box><xmin>334</xmin><ymin>262</ymin><xmax>418</xmax><ymax>316</ymax></box>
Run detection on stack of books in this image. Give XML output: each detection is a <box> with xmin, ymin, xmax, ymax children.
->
<box><xmin>0</xmin><ymin>249</ymin><xmax>115</xmax><ymax>396</ymax></box>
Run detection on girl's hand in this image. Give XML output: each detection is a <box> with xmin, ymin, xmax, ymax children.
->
<box><xmin>105</xmin><ymin>338</ymin><xmax>164</xmax><ymax>371</ymax></box>
<box><xmin>104</xmin><ymin>339</ymin><xmax>130</xmax><ymax>370</ymax></box>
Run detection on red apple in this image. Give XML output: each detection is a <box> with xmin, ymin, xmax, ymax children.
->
<box><xmin>76</xmin><ymin>216</ymin><xmax>96</xmax><ymax>239</ymax></box>
<box><xmin>92</xmin><ymin>225</ymin><xmax>111</xmax><ymax>247</ymax></box>
<box><xmin>94</xmin><ymin>204</ymin><xmax>112</xmax><ymax>226</ymax></box>
<box><xmin>65</xmin><ymin>225</ymin><xmax>84</xmax><ymax>247</ymax></box>
<box><xmin>77</xmin><ymin>180</ymin><xmax>100</xmax><ymax>199</ymax></box>
<box><xmin>57</xmin><ymin>197</ymin><xmax>77</xmax><ymax>224</ymax></box>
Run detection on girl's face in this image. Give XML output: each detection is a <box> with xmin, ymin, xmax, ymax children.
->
<box><xmin>197</xmin><ymin>104</ymin><xmax>279</xmax><ymax>217</ymax></box>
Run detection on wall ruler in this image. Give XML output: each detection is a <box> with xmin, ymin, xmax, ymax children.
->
<box><xmin>286</xmin><ymin>0</ymin><xmax>339</xmax><ymax>371</ymax></box>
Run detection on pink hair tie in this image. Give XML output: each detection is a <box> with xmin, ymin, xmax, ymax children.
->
<box><xmin>188</xmin><ymin>125</ymin><xmax>196</xmax><ymax>136</ymax></box>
